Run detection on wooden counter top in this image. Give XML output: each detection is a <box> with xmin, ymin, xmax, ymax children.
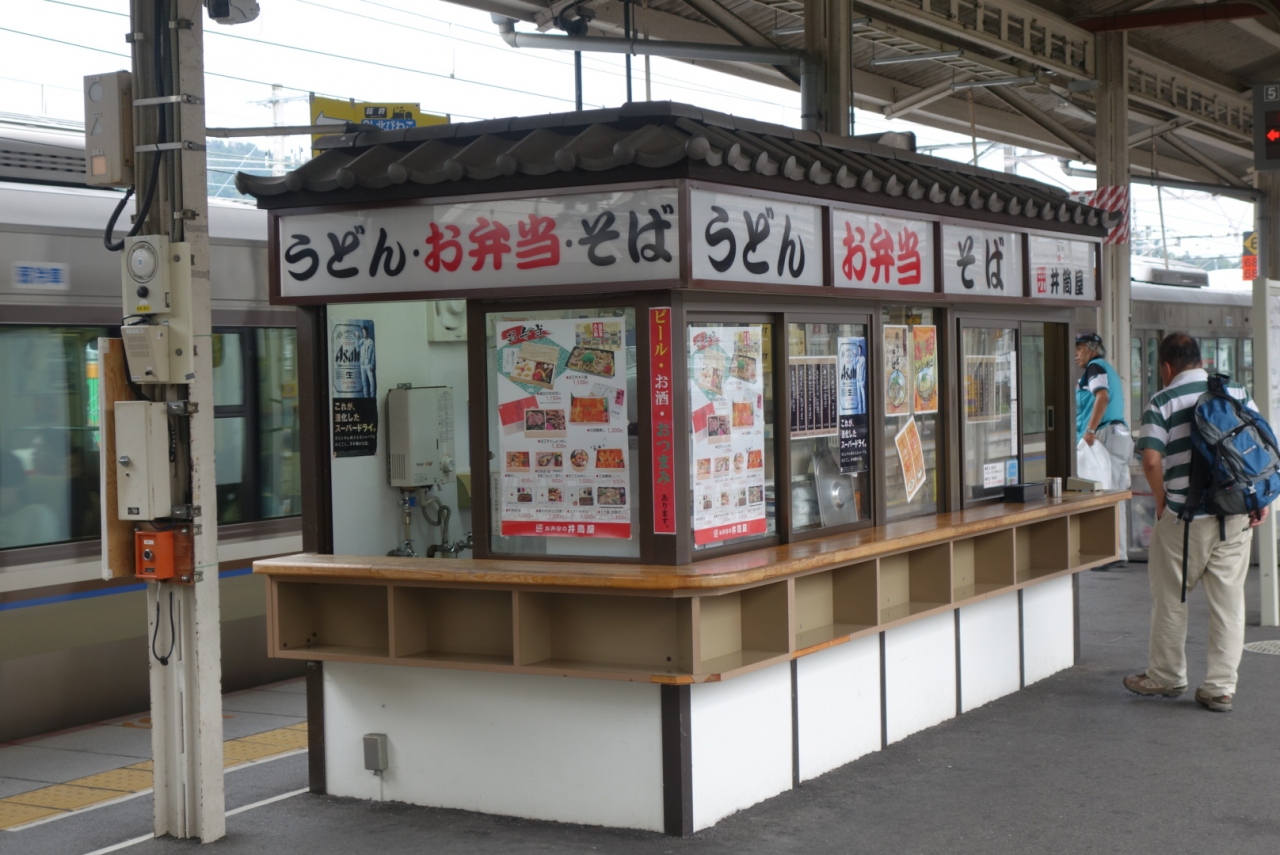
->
<box><xmin>255</xmin><ymin>491</ymin><xmax>1128</xmax><ymax>593</ymax></box>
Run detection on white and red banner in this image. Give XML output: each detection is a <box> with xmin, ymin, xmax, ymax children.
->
<box><xmin>649</xmin><ymin>308</ymin><xmax>676</xmax><ymax>534</ymax></box>
<box><xmin>830</xmin><ymin>210</ymin><xmax>934</xmax><ymax>291</ymax></box>
<box><xmin>1070</xmin><ymin>185</ymin><xmax>1129</xmax><ymax>245</ymax></box>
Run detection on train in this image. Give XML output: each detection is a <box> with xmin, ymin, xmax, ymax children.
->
<box><xmin>1</xmin><ymin>117</ymin><xmax>304</xmax><ymax>742</ymax></box>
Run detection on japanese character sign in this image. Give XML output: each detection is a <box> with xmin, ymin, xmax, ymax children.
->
<box><xmin>691</xmin><ymin>190</ymin><xmax>822</xmax><ymax>286</ymax></box>
<box><xmin>1027</xmin><ymin>235</ymin><xmax>1097</xmax><ymax>301</ymax></box>
<box><xmin>830</xmin><ymin>210</ymin><xmax>934</xmax><ymax>291</ymax></box>
<box><xmin>941</xmin><ymin>225</ymin><xmax>1025</xmax><ymax>296</ymax></box>
<box><xmin>278</xmin><ymin>189</ymin><xmax>680</xmax><ymax>299</ymax></box>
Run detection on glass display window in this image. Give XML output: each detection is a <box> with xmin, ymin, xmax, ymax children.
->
<box><xmin>687</xmin><ymin>320</ymin><xmax>774</xmax><ymax>551</ymax></box>
<box><xmin>961</xmin><ymin>323</ymin><xmax>1020</xmax><ymax>503</ymax></box>
<box><xmin>881</xmin><ymin>306</ymin><xmax>941</xmax><ymax>520</ymax></box>
<box><xmin>485</xmin><ymin>307</ymin><xmax>640</xmax><ymax>559</ymax></box>
<box><xmin>785</xmin><ymin>321</ymin><xmax>871</xmax><ymax>535</ymax></box>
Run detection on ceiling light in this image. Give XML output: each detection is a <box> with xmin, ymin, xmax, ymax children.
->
<box><xmin>869</xmin><ymin>49</ymin><xmax>964</xmax><ymax>66</ymax></box>
<box><xmin>951</xmin><ymin>75</ymin><xmax>1037</xmax><ymax>91</ymax></box>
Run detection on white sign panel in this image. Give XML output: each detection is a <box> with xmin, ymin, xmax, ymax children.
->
<box><xmin>1028</xmin><ymin>235</ymin><xmax>1097</xmax><ymax>300</ymax></box>
<box><xmin>830</xmin><ymin>210</ymin><xmax>933</xmax><ymax>291</ymax></box>
<box><xmin>12</xmin><ymin>262</ymin><xmax>70</xmax><ymax>291</ymax></box>
<box><xmin>690</xmin><ymin>189</ymin><xmax>821</xmax><ymax>287</ymax></box>
<box><xmin>941</xmin><ymin>224</ymin><xmax>1024</xmax><ymax>296</ymax></box>
<box><xmin>277</xmin><ymin>188</ymin><xmax>680</xmax><ymax>298</ymax></box>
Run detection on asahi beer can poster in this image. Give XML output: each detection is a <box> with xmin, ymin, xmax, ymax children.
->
<box><xmin>883</xmin><ymin>325</ymin><xmax>910</xmax><ymax>417</ymax></box>
<box><xmin>495</xmin><ymin>318</ymin><xmax>631</xmax><ymax>538</ymax></box>
<box><xmin>331</xmin><ymin>319</ymin><xmax>378</xmax><ymax>458</ymax></box>
<box><xmin>689</xmin><ymin>326</ymin><xmax>767</xmax><ymax>546</ymax></box>
<box><xmin>837</xmin><ymin>336</ymin><xmax>869</xmax><ymax>474</ymax></box>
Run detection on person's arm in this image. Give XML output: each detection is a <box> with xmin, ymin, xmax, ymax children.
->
<box><xmin>1084</xmin><ymin>389</ymin><xmax>1109</xmax><ymax>446</ymax></box>
<box><xmin>1142</xmin><ymin>448</ymin><xmax>1166</xmax><ymax>519</ymax></box>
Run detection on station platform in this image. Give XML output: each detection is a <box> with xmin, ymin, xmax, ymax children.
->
<box><xmin>3</xmin><ymin>565</ymin><xmax>1278</xmax><ymax>855</ymax></box>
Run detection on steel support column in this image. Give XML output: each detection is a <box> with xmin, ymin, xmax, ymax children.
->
<box><xmin>1254</xmin><ymin>171</ymin><xmax>1280</xmax><ymax>626</ymax></box>
<box><xmin>1095</xmin><ymin>32</ymin><xmax>1130</xmax><ymax>426</ymax></box>
<box><xmin>805</xmin><ymin>0</ymin><xmax>850</xmax><ymax>135</ymax></box>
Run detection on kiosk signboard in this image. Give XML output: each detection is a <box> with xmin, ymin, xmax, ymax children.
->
<box><xmin>831</xmin><ymin>210</ymin><xmax>934</xmax><ymax>291</ymax></box>
<box><xmin>942</xmin><ymin>224</ymin><xmax>1024</xmax><ymax>296</ymax></box>
<box><xmin>690</xmin><ymin>189</ymin><xmax>822</xmax><ymax>287</ymax></box>
<box><xmin>1027</xmin><ymin>235</ymin><xmax>1097</xmax><ymax>300</ymax></box>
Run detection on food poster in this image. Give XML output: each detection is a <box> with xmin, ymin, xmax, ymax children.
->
<box><xmin>911</xmin><ymin>325</ymin><xmax>938</xmax><ymax>415</ymax></box>
<box><xmin>689</xmin><ymin>326</ymin><xmax>767</xmax><ymax>546</ymax></box>
<box><xmin>883</xmin><ymin>325</ymin><xmax>910</xmax><ymax>417</ymax></box>
<box><xmin>331</xmin><ymin>319</ymin><xmax>378</xmax><ymax>458</ymax></box>
<box><xmin>837</xmin><ymin>336</ymin><xmax>869</xmax><ymax>474</ymax></box>
<box><xmin>495</xmin><ymin>319</ymin><xmax>631</xmax><ymax>538</ymax></box>
<box><xmin>895</xmin><ymin>416</ymin><xmax>927</xmax><ymax>502</ymax></box>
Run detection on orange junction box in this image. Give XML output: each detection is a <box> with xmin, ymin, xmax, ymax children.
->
<box><xmin>135</xmin><ymin>529</ymin><xmax>194</xmax><ymax>582</ymax></box>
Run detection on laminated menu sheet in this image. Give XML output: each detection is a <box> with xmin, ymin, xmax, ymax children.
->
<box><xmin>495</xmin><ymin>318</ymin><xmax>631</xmax><ymax>538</ymax></box>
<box><xmin>689</xmin><ymin>326</ymin><xmax>767</xmax><ymax>546</ymax></box>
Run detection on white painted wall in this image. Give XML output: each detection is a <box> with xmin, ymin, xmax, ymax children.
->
<box><xmin>328</xmin><ymin>301</ymin><xmax>472</xmax><ymax>558</ymax></box>
<box><xmin>796</xmin><ymin>635</ymin><xmax>881</xmax><ymax>781</ymax></box>
<box><xmin>690</xmin><ymin>661</ymin><xmax>792</xmax><ymax>831</ymax></box>
<box><xmin>323</xmin><ymin>662</ymin><xmax>665</xmax><ymax>832</ymax></box>
<box><xmin>1022</xmin><ymin>575</ymin><xmax>1075</xmax><ymax>685</ymax></box>
<box><xmin>883</xmin><ymin>612</ymin><xmax>956</xmax><ymax>744</ymax></box>
<box><xmin>958</xmin><ymin>592</ymin><xmax>1021</xmax><ymax>713</ymax></box>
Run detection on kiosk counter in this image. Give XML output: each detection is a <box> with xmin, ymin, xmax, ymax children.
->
<box><xmin>243</xmin><ymin>102</ymin><xmax>1124</xmax><ymax>835</ymax></box>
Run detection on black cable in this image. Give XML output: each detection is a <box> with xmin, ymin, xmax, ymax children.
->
<box><xmin>102</xmin><ymin>187</ymin><xmax>135</xmax><ymax>252</ymax></box>
<box><xmin>152</xmin><ymin>588</ymin><xmax>176</xmax><ymax>666</ymax></box>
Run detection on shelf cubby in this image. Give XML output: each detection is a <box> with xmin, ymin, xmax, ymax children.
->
<box><xmin>276</xmin><ymin>581</ymin><xmax>389</xmax><ymax>658</ymax></box>
<box><xmin>1015</xmin><ymin>516</ymin><xmax>1070</xmax><ymax>582</ymax></box>
<box><xmin>1070</xmin><ymin>508</ymin><xmax>1118</xmax><ymax>567</ymax></box>
<box><xmin>793</xmin><ymin>560</ymin><xmax>877</xmax><ymax>650</ymax></box>
<box><xmin>952</xmin><ymin>529</ymin><xmax>1015</xmax><ymax>601</ymax></box>
<box><xmin>879</xmin><ymin>543</ymin><xmax>951</xmax><ymax>624</ymax></box>
<box><xmin>391</xmin><ymin>587</ymin><xmax>513</xmax><ymax>666</ymax></box>
<box><xmin>515</xmin><ymin>592</ymin><xmax>693</xmax><ymax>676</ymax></box>
<box><xmin>697</xmin><ymin>581</ymin><xmax>791</xmax><ymax>675</ymax></box>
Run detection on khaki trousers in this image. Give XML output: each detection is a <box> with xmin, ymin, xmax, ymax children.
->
<box><xmin>1146</xmin><ymin>511</ymin><xmax>1251</xmax><ymax>695</ymax></box>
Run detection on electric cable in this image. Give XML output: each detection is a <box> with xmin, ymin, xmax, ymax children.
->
<box><xmin>152</xmin><ymin>588</ymin><xmax>176</xmax><ymax>666</ymax></box>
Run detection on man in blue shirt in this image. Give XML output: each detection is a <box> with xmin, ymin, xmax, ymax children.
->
<box><xmin>1075</xmin><ymin>332</ymin><xmax>1133</xmax><ymax>562</ymax></box>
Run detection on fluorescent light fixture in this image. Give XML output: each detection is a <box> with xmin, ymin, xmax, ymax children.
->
<box><xmin>869</xmin><ymin>49</ymin><xmax>963</xmax><ymax>66</ymax></box>
<box><xmin>771</xmin><ymin>17</ymin><xmax>870</xmax><ymax>37</ymax></box>
<box><xmin>951</xmin><ymin>75</ymin><xmax>1036</xmax><ymax>91</ymax></box>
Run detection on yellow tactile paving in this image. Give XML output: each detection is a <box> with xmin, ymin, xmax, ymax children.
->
<box><xmin>0</xmin><ymin>802</ymin><xmax>64</xmax><ymax>830</ymax></box>
<box><xmin>127</xmin><ymin>760</ymin><xmax>154</xmax><ymax>771</ymax></box>
<box><xmin>67</xmin><ymin>768</ymin><xmax>154</xmax><ymax>793</ymax></box>
<box><xmin>286</xmin><ymin>722</ymin><xmax>309</xmax><ymax>731</ymax></box>
<box><xmin>237</xmin><ymin>727</ymin><xmax>309</xmax><ymax>750</ymax></box>
<box><xmin>5</xmin><ymin>784</ymin><xmax>123</xmax><ymax>811</ymax></box>
<box><xmin>223</xmin><ymin>739</ymin><xmax>290</xmax><ymax>767</ymax></box>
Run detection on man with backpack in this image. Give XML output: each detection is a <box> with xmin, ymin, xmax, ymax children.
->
<box><xmin>1127</xmin><ymin>333</ymin><xmax>1275</xmax><ymax>712</ymax></box>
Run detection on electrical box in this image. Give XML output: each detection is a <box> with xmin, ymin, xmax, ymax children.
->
<box><xmin>119</xmin><ymin>240</ymin><xmax>193</xmax><ymax>384</ymax></box>
<box><xmin>122</xmin><ymin>235</ymin><xmax>171</xmax><ymax>316</ymax></box>
<box><xmin>387</xmin><ymin>386</ymin><xmax>455</xmax><ymax>488</ymax></box>
<box><xmin>115</xmin><ymin>401</ymin><xmax>173</xmax><ymax>520</ymax></box>
<box><xmin>121</xmin><ymin>325</ymin><xmax>171</xmax><ymax>383</ymax></box>
<box><xmin>426</xmin><ymin>300</ymin><xmax>467</xmax><ymax>342</ymax></box>
<box><xmin>134</xmin><ymin>528</ymin><xmax>194</xmax><ymax>582</ymax></box>
<box><xmin>363</xmin><ymin>733</ymin><xmax>388</xmax><ymax>773</ymax></box>
<box><xmin>83</xmin><ymin>71</ymin><xmax>133</xmax><ymax>187</ymax></box>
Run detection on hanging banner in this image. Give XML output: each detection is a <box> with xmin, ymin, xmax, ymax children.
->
<box><xmin>495</xmin><ymin>318</ymin><xmax>631</xmax><ymax>538</ymax></box>
<box><xmin>837</xmin><ymin>336</ymin><xmax>870</xmax><ymax>474</ymax></box>
<box><xmin>331</xmin><ymin>319</ymin><xmax>378</xmax><ymax>458</ymax></box>
<box><xmin>883</xmin><ymin>325</ymin><xmax>910</xmax><ymax>417</ymax></box>
<box><xmin>689</xmin><ymin>325</ymin><xmax>767</xmax><ymax>546</ymax></box>
<box><xmin>690</xmin><ymin>189</ymin><xmax>822</xmax><ymax>287</ymax></box>
<box><xmin>650</xmin><ymin>308</ymin><xmax>676</xmax><ymax>534</ymax></box>
<box><xmin>831</xmin><ymin>210</ymin><xmax>934</xmax><ymax>291</ymax></box>
<box><xmin>911</xmin><ymin>325</ymin><xmax>939</xmax><ymax>415</ymax></box>
<box><xmin>941</xmin><ymin>224</ymin><xmax>1024</xmax><ymax>296</ymax></box>
<box><xmin>1028</xmin><ymin>235</ymin><xmax>1097</xmax><ymax>300</ymax></box>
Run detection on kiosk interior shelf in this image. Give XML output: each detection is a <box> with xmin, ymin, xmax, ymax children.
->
<box><xmin>258</xmin><ymin>492</ymin><xmax>1126</xmax><ymax>683</ymax></box>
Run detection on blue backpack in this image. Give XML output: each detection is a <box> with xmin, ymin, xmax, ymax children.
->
<box><xmin>1177</xmin><ymin>374</ymin><xmax>1280</xmax><ymax>600</ymax></box>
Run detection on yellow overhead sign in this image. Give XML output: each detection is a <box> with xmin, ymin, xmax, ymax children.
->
<box><xmin>309</xmin><ymin>96</ymin><xmax>448</xmax><ymax>153</ymax></box>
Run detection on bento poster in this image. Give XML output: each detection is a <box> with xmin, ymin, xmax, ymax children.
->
<box><xmin>495</xmin><ymin>318</ymin><xmax>631</xmax><ymax>538</ymax></box>
<box><xmin>689</xmin><ymin>326</ymin><xmax>767</xmax><ymax>546</ymax></box>
<box><xmin>331</xmin><ymin>319</ymin><xmax>377</xmax><ymax>458</ymax></box>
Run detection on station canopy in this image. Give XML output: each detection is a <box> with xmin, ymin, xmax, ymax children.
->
<box><xmin>435</xmin><ymin>0</ymin><xmax>1280</xmax><ymax>192</ymax></box>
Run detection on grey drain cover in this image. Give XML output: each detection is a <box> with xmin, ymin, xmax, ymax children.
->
<box><xmin>1243</xmin><ymin>640</ymin><xmax>1280</xmax><ymax>655</ymax></box>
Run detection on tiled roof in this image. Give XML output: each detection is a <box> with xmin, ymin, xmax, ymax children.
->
<box><xmin>236</xmin><ymin>102</ymin><xmax>1112</xmax><ymax>232</ymax></box>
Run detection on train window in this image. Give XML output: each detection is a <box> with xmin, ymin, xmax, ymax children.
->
<box><xmin>1130</xmin><ymin>337</ymin><xmax>1143</xmax><ymax>425</ymax></box>
<box><xmin>1241</xmin><ymin>339</ymin><xmax>1254</xmax><ymax>396</ymax></box>
<box><xmin>1146</xmin><ymin>337</ymin><xmax>1159</xmax><ymax>392</ymax></box>
<box><xmin>1215</xmin><ymin>338</ymin><xmax>1234</xmax><ymax>380</ymax></box>
<box><xmin>0</xmin><ymin>326</ymin><xmax>111</xmax><ymax>550</ymax></box>
<box><xmin>255</xmin><ymin>328</ymin><xmax>301</xmax><ymax>518</ymax></box>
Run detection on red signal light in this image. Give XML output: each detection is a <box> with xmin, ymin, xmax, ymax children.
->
<box><xmin>1269</xmin><ymin>128</ymin><xmax>1280</xmax><ymax>142</ymax></box>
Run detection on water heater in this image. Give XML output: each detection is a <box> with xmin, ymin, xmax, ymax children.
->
<box><xmin>386</xmin><ymin>385</ymin><xmax>455</xmax><ymax>488</ymax></box>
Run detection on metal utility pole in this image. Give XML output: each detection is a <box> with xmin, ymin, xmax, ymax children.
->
<box><xmin>1254</xmin><ymin>170</ymin><xmax>1280</xmax><ymax>626</ymax></box>
<box><xmin>129</xmin><ymin>0</ymin><xmax>224</xmax><ymax>841</ymax></box>
<box><xmin>1096</xmin><ymin>31</ymin><xmax>1131</xmax><ymax>424</ymax></box>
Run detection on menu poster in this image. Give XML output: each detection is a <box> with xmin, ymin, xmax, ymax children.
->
<box><xmin>690</xmin><ymin>326</ymin><xmax>767</xmax><ymax>546</ymax></box>
<box><xmin>331</xmin><ymin>319</ymin><xmax>378</xmax><ymax>458</ymax></box>
<box><xmin>895</xmin><ymin>416</ymin><xmax>927</xmax><ymax>502</ymax></box>
<box><xmin>911</xmin><ymin>325</ymin><xmax>938</xmax><ymax>415</ymax></box>
<box><xmin>495</xmin><ymin>318</ymin><xmax>631</xmax><ymax>538</ymax></box>
<box><xmin>884</xmin><ymin>325</ymin><xmax>910</xmax><ymax>417</ymax></box>
<box><xmin>837</xmin><ymin>336</ymin><xmax>869</xmax><ymax>474</ymax></box>
<box><xmin>965</xmin><ymin>355</ymin><xmax>1000</xmax><ymax>422</ymax></box>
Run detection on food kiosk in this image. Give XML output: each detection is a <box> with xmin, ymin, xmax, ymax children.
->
<box><xmin>241</xmin><ymin>102</ymin><xmax>1125</xmax><ymax>835</ymax></box>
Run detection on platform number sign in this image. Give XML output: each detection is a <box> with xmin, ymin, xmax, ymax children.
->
<box><xmin>1255</xmin><ymin>84</ymin><xmax>1280</xmax><ymax>172</ymax></box>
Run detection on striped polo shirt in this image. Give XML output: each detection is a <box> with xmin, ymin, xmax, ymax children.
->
<box><xmin>1136</xmin><ymin>367</ymin><xmax>1256</xmax><ymax>516</ymax></box>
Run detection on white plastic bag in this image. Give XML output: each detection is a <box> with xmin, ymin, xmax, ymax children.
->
<box><xmin>1077</xmin><ymin>438</ymin><xmax>1113</xmax><ymax>487</ymax></box>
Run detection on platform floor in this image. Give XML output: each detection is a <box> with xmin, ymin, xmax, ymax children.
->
<box><xmin>3</xmin><ymin>564</ymin><xmax>1279</xmax><ymax>855</ymax></box>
